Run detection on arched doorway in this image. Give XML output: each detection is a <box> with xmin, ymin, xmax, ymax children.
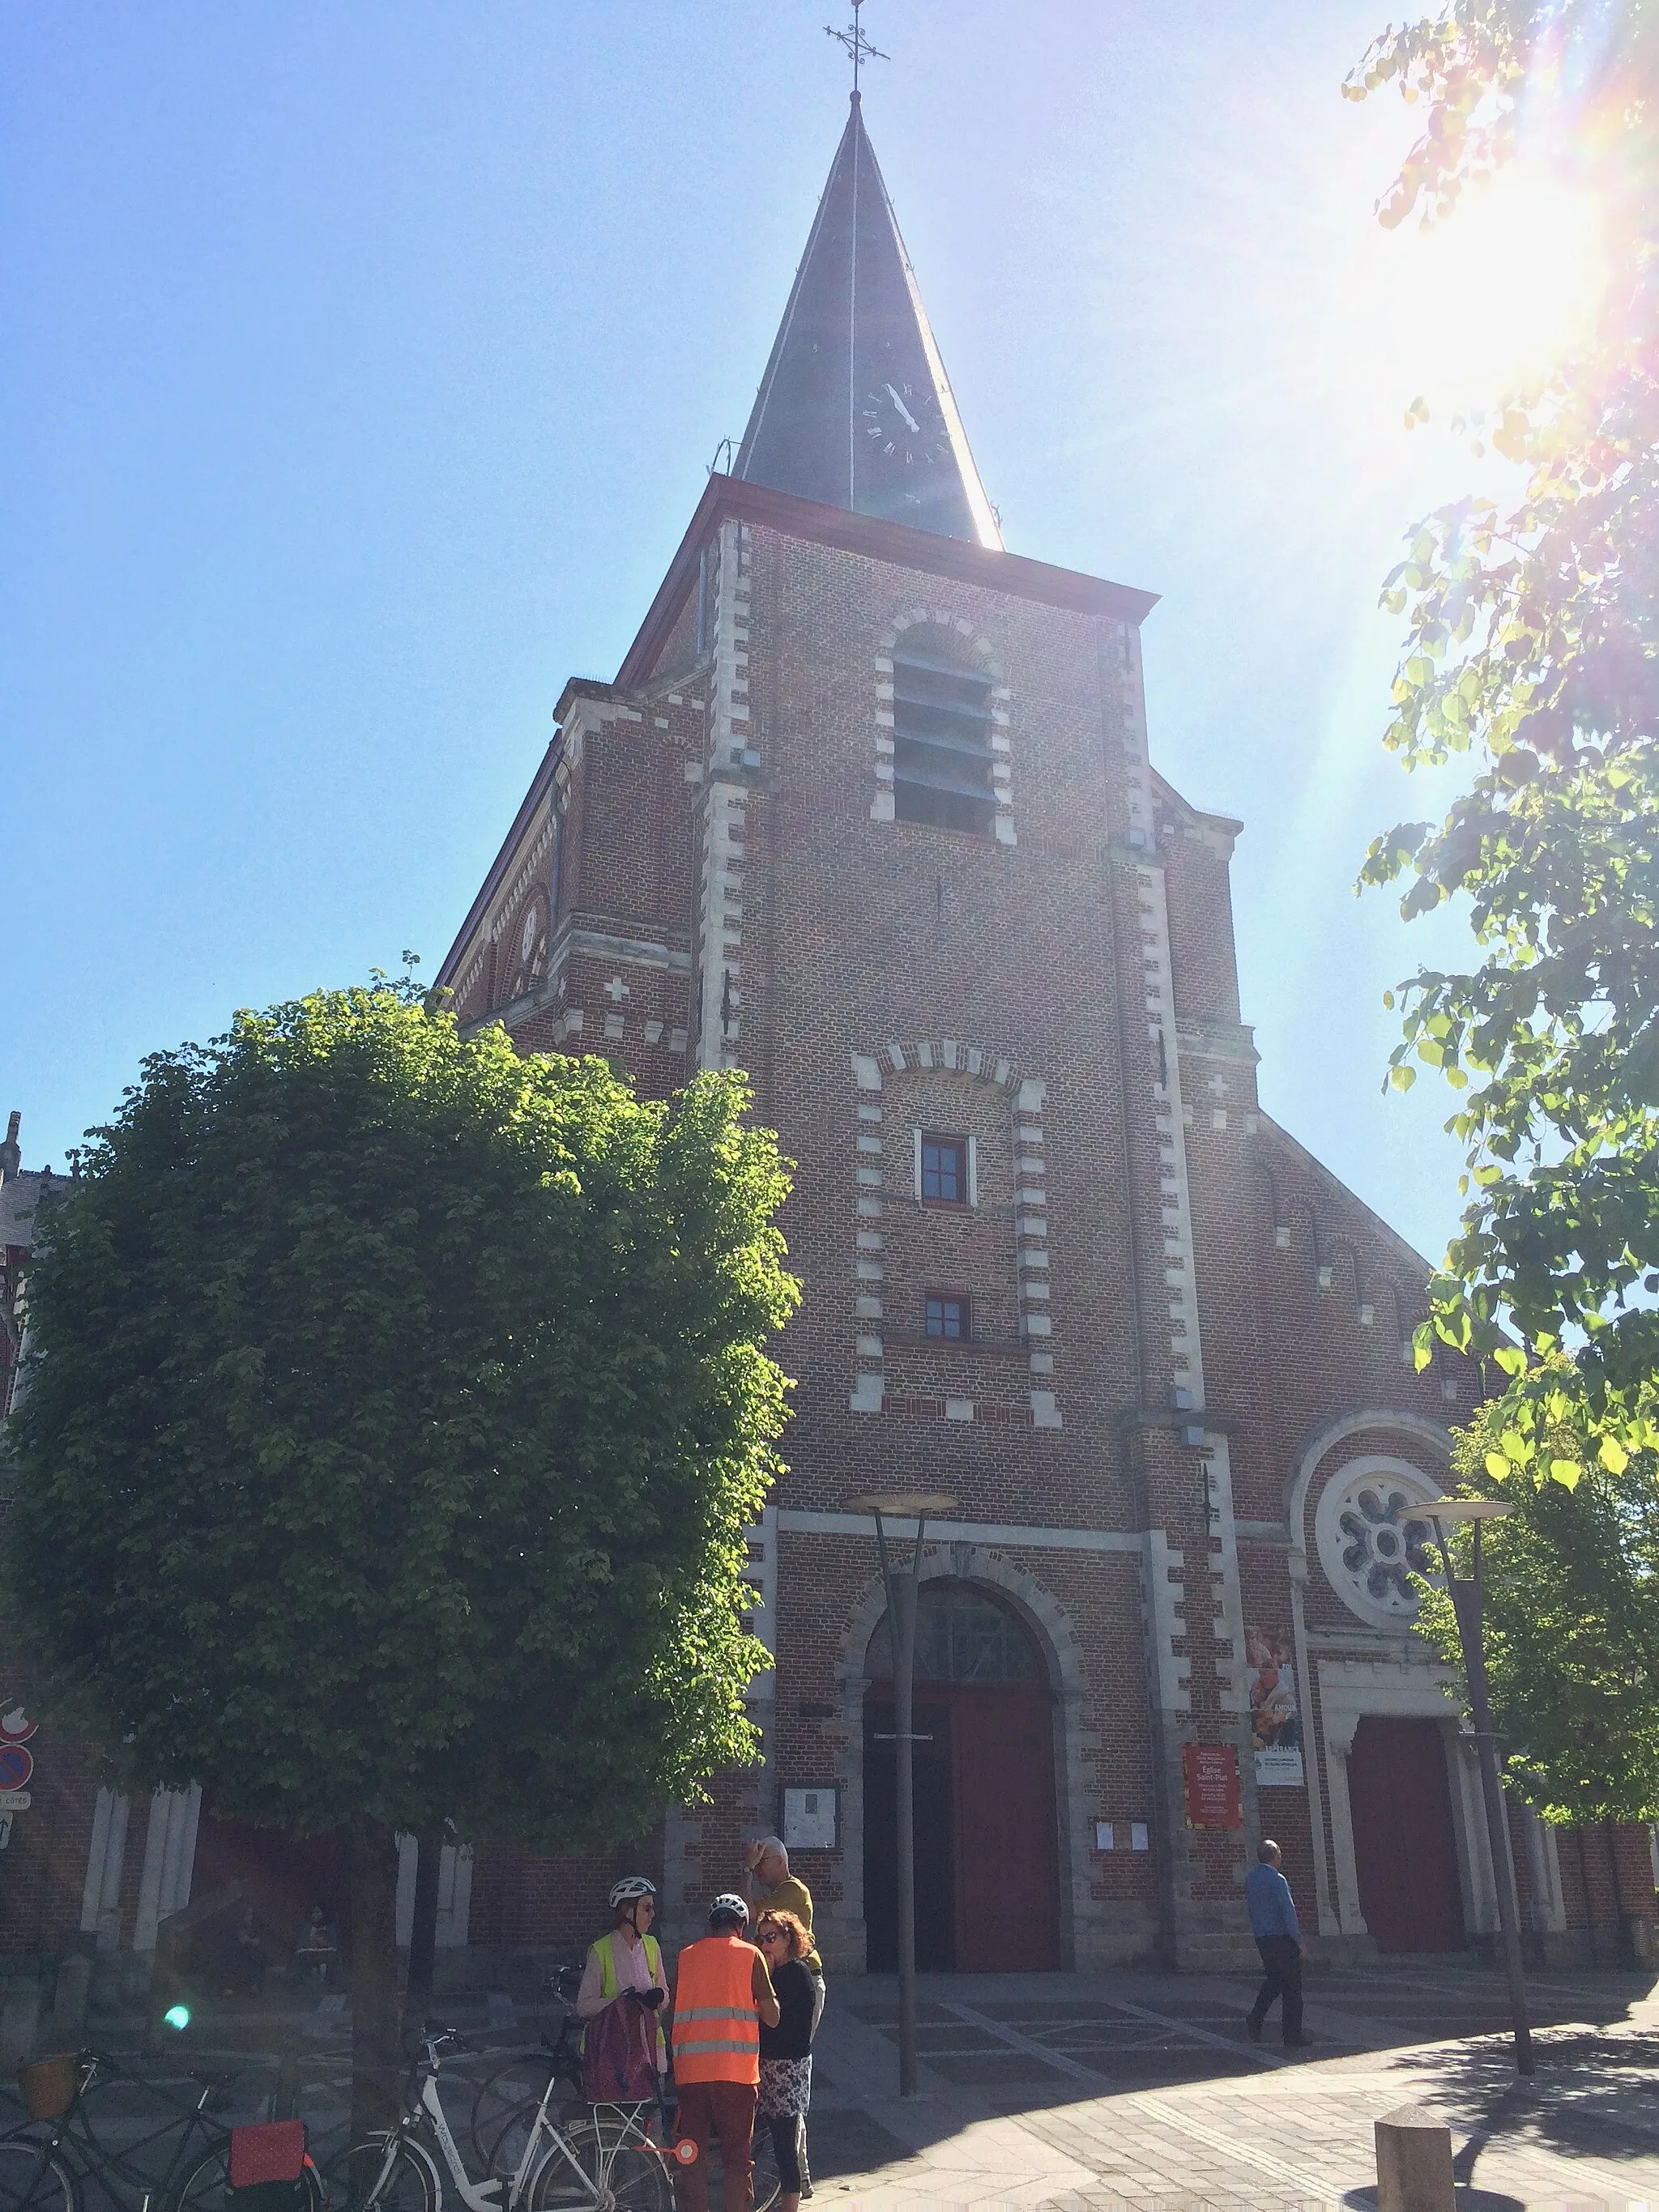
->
<box><xmin>864</xmin><ymin>1580</ymin><xmax>1061</xmax><ymax>1971</ymax></box>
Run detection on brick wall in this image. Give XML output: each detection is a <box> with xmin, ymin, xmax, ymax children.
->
<box><xmin>434</xmin><ymin>478</ymin><xmax>1654</xmax><ymax>1974</ymax></box>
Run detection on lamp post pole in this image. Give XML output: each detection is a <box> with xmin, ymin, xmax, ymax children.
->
<box><xmin>849</xmin><ymin>1490</ymin><xmax>957</xmax><ymax>2099</ymax></box>
<box><xmin>1427</xmin><ymin>1502</ymin><xmax>1533</xmax><ymax>2077</ymax></box>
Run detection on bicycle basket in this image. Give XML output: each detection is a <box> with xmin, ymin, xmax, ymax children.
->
<box><xmin>19</xmin><ymin>2055</ymin><xmax>80</xmax><ymax>2122</ymax></box>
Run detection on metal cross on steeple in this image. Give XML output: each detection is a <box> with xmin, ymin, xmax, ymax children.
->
<box><xmin>825</xmin><ymin>0</ymin><xmax>889</xmax><ymax>97</ymax></box>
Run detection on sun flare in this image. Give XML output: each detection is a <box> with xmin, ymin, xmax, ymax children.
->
<box><xmin>1365</xmin><ymin>164</ymin><xmax>1610</xmax><ymax>415</ymax></box>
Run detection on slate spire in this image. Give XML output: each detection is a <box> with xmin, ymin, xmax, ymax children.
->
<box><xmin>734</xmin><ymin>95</ymin><xmax>1002</xmax><ymax>549</ymax></box>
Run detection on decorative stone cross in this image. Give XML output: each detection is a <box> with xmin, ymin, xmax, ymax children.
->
<box><xmin>603</xmin><ymin>975</ymin><xmax>631</xmax><ymax>1003</ymax></box>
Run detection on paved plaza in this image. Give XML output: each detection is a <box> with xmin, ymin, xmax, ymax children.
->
<box><xmin>800</xmin><ymin>1960</ymin><xmax>1659</xmax><ymax>2210</ymax></box>
<box><xmin>19</xmin><ymin>1956</ymin><xmax>1657</xmax><ymax>2212</ymax></box>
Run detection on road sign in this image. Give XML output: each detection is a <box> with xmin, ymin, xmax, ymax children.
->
<box><xmin>0</xmin><ymin>1745</ymin><xmax>33</xmax><ymax>1792</ymax></box>
<box><xmin>0</xmin><ymin>1792</ymin><xmax>32</xmax><ymax>1812</ymax></box>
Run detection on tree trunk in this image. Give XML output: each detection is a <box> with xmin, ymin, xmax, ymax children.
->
<box><xmin>348</xmin><ymin>1816</ymin><xmax>403</xmax><ymax>2147</ymax></box>
<box><xmin>402</xmin><ymin>1824</ymin><xmax>445</xmax><ymax>2041</ymax></box>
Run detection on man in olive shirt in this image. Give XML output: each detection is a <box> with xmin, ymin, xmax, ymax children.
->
<box><xmin>743</xmin><ymin>1837</ymin><xmax>822</xmax><ymax>1974</ymax></box>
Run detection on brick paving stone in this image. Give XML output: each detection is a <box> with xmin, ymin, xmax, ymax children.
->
<box><xmin>804</xmin><ymin>1964</ymin><xmax>1659</xmax><ymax>2209</ymax></box>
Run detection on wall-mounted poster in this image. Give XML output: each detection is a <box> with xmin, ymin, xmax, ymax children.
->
<box><xmin>1182</xmin><ymin>1743</ymin><xmax>1243</xmax><ymax>1829</ymax></box>
<box><xmin>1247</xmin><ymin>1628</ymin><xmax>1304</xmax><ymax>1785</ymax></box>
<box><xmin>780</xmin><ymin>1785</ymin><xmax>838</xmax><ymax>1852</ymax></box>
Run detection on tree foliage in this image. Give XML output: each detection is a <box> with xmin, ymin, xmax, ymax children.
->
<box><xmin>2</xmin><ymin>985</ymin><xmax>796</xmax><ymax>2125</ymax></box>
<box><xmin>1348</xmin><ymin>2</ymin><xmax>1659</xmax><ymax>1473</ymax></box>
<box><xmin>1415</xmin><ymin>1396</ymin><xmax>1659</xmax><ymax>1822</ymax></box>
<box><xmin>6</xmin><ymin>984</ymin><xmax>795</xmax><ymax>1837</ymax></box>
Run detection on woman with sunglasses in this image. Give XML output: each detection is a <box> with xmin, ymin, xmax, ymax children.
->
<box><xmin>753</xmin><ymin>1910</ymin><xmax>823</xmax><ymax>2212</ymax></box>
<box><xmin>576</xmin><ymin>1874</ymin><xmax>670</xmax><ymax>2080</ymax></box>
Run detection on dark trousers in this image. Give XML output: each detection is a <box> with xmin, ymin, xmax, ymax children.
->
<box><xmin>766</xmin><ymin>2115</ymin><xmax>807</xmax><ymax>2197</ymax></box>
<box><xmin>674</xmin><ymin>2080</ymin><xmax>757</xmax><ymax>2212</ymax></box>
<box><xmin>1247</xmin><ymin>1934</ymin><xmax>1303</xmax><ymax>2039</ymax></box>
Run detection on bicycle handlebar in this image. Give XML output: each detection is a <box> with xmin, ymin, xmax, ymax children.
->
<box><xmin>416</xmin><ymin>2027</ymin><xmax>469</xmax><ymax>2065</ymax></box>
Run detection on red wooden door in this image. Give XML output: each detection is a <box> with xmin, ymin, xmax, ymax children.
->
<box><xmin>950</xmin><ymin>1685</ymin><xmax>1061</xmax><ymax>1970</ymax></box>
<box><xmin>1346</xmin><ymin>1716</ymin><xmax>1466</xmax><ymax>1952</ymax></box>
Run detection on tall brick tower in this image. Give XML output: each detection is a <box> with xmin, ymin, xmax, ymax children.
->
<box><xmin>433</xmin><ymin>96</ymin><xmax>1640</xmax><ymax>1979</ymax></box>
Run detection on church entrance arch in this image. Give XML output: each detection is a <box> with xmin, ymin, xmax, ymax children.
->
<box><xmin>863</xmin><ymin>1580</ymin><xmax>1061</xmax><ymax>1971</ymax></box>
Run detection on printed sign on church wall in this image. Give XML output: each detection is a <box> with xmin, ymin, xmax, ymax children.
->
<box><xmin>1182</xmin><ymin>1742</ymin><xmax>1243</xmax><ymax>1829</ymax></box>
<box><xmin>1246</xmin><ymin>1628</ymin><xmax>1304</xmax><ymax>1786</ymax></box>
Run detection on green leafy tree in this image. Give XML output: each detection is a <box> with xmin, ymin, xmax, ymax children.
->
<box><xmin>2</xmin><ymin>984</ymin><xmax>796</xmax><ymax>2136</ymax></box>
<box><xmin>1348</xmin><ymin>4</ymin><xmax>1659</xmax><ymax>1476</ymax></box>
<box><xmin>1416</xmin><ymin>1396</ymin><xmax>1659</xmax><ymax>1821</ymax></box>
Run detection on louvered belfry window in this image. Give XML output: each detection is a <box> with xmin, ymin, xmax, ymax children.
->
<box><xmin>891</xmin><ymin>643</ymin><xmax>997</xmax><ymax>836</ymax></box>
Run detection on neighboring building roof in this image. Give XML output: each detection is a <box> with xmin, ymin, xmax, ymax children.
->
<box><xmin>0</xmin><ymin>1170</ymin><xmax>53</xmax><ymax>1252</ymax></box>
<box><xmin>733</xmin><ymin>93</ymin><xmax>1002</xmax><ymax>549</ymax></box>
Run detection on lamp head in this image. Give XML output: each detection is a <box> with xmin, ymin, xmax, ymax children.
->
<box><xmin>847</xmin><ymin>1491</ymin><xmax>959</xmax><ymax>1518</ymax></box>
<box><xmin>1419</xmin><ymin>1498</ymin><xmax>1514</xmax><ymax>1522</ymax></box>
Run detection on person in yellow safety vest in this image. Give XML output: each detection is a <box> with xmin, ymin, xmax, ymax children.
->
<box><xmin>576</xmin><ymin>1876</ymin><xmax>670</xmax><ymax>2075</ymax></box>
<box><xmin>670</xmin><ymin>1894</ymin><xmax>779</xmax><ymax>2212</ymax></box>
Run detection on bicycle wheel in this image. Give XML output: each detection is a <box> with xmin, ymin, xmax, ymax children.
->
<box><xmin>0</xmin><ymin>2137</ymin><xmax>77</xmax><ymax>2212</ymax></box>
<box><xmin>531</xmin><ymin>2120</ymin><xmax>668</xmax><ymax>2212</ymax></box>
<box><xmin>170</xmin><ymin>2146</ymin><xmax>229</xmax><ymax>2212</ymax></box>
<box><xmin>469</xmin><ymin>2056</ymin><xmax>557</xmax><ymax>2175</ymax></box>
<box><xmin>168</xmin><ymin>2145</ymin><xmax>324</xmax><ymax>2212</ymax></box>
<box><xmin>748</xmin><ymin>2121</ymin><xmax>781</xmax><ymax>2212</ymax></box>
<box><xmin>332</xmin><ymin>2137</ymin><xmax>441</xmax><ymax>2212</ymax></box>
<box><xmin>685</xmin><ymin>2124</ymin><xmax>777</xmax><ymax>2212</ymax></box>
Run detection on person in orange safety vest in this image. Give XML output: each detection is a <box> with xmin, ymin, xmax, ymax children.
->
<box><xmin>670</xmin><ymin>1894</ymin><xmax>780</xmax><ymax>2212</ymax></box>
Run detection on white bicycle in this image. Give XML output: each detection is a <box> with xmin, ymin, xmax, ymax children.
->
<box><xmin>337</xmin><ymin>2032</ymin><xmax>672</xmax><ymax>2212</ymax></box>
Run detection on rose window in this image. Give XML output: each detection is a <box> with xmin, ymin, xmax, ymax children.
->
<box><xmin>1333</xmin><ymin>1482</ymin><xmax>1435</xmax><ymax>1617</ymax></box>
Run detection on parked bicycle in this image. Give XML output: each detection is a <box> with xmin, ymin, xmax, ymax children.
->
<box><xmin>0</xmin><ymin>2049</ymin><xmax>325</xmax><ymax>2212</ymax></box>
<box><xmin>338</xmin><ymin>2030</ymin><xmax>672</xmax><ymax>2212</ymax></box>
<box><xmin>461</xmin><ymin>1967</ymin><xmax>781</xmax><ymax>2212</ymax></box>
<box><xmin>467</xmin><ymin>1970</ymin><xmax>586</xmax><ymax>2176</ymax></box>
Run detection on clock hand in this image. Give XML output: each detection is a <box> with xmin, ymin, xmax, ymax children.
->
<box><xmin>885</xmin><ymin>382</ymin><xmax>921</xmax><ymax>434</ymax></box>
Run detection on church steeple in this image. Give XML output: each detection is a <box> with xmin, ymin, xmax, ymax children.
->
<box><xmin>733</xmin><ymin>96</ymin><xmax>1003</xmax><ymax>550</ymax></box>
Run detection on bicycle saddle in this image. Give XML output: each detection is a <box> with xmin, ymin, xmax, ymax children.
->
<box><xmin>189</xmin><ymin>2067</ymin><xmax>241</xmax><ymax>2091</ymax></box>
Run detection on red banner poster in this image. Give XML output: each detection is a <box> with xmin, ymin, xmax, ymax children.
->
<box><xmin>1183</xmin><ymin>1742</ymin><xmax>1243</xmax><ymax>1829</ymax></box>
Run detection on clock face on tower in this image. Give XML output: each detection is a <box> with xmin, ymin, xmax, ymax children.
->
<box><xmin>861</xmin><ymin>380</ymin><xmax>950</xmax><ymax>470</ymax></box>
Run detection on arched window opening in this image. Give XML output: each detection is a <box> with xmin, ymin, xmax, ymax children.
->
<box><xmin>891</xmin><ymin>641</ymin><xmax>997</xmax><ymax>837</ymax></box>
<box><xmin>866</xmin><ymin>1580</ymin><xmax>1043</xmax><ymax>1685</ymax></box>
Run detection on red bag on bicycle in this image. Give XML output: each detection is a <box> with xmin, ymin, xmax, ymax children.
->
<box><xmin>581</xmin><ymin>1994</ymin><xmax>657</xmax><ymax>2105</ymax></box>
<box><xmin>230</xmin><ymin>2122</ymin><xmax>313</xmax><ymax>2212</ymax></box>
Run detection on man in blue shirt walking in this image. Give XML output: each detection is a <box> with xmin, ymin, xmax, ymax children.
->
<box><xmin>1244</xmin><ymin>1839</ymin><xmax>1312</xmax><ymax>2047</ymax></box>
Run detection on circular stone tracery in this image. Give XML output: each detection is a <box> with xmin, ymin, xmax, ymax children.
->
<box><xmin>1316</xmin><ymin>1460</ymin><xmax>1440</xmax><ymax>1625</ymax></box>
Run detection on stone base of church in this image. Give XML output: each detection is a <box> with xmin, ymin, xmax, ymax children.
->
<box><xmin>1166</xmin><ymin>1915</ymin><xmax>1263</xmax><ymax>1975</ymax></box>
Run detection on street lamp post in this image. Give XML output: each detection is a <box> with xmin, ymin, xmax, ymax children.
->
<box><xmin>848</xmin><ymin>1490</ymin><xmax>958</xmax><ymax>2098</ymax></box>
<box><xmin>1422</xmin><ymin>1496</ymin><xmax>1533</xmax><ymax>2077</ymax></box>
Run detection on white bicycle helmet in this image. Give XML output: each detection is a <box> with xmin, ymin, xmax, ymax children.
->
<box><xmin>609</xmin><ymin>1875</ymin><xmax>659</xmax><ymax>1910</ymax></box>
<box><xmin>710</xmin><ymin>1892</ymin><xmax>749</xmax><ymax>1925</ymax></box>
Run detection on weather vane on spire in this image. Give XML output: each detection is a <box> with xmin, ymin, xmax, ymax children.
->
<box><xmin>825</xmin><ymin>0</ymin><xmax>888</xmax><ymax>97</ymax></box>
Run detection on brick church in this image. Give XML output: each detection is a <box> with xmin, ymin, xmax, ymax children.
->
<box><xmin>5</xmin><ymin>94</ymin><xmax>1652</xmax><ymax>2013</ymax></box>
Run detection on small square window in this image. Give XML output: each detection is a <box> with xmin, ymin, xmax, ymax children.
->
<box><xmin>920</xmin><ymin>1133</ymin><xmax>968</xmax><ymax>1205</ymax></box>
<box><xmin>925</xmin><ymin>1294</ymin><xmax>969</xmax><ymax>1341</ymax></box>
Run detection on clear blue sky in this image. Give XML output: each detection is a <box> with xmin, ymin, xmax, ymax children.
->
<box><xmin>5</xmin><ymin>0</ymin><xmax>1510</xmax><ymax>1261</ymax></box>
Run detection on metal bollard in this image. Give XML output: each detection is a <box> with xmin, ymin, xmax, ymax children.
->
<box><xmin>1375</xmin><ymin>2103</ymin><xmax>1455</xmax><ymax>2212</ymax></box>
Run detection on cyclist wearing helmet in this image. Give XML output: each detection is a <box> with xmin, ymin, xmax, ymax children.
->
<box><xmin>669</xmin><ymin>1894</ymin><xmax>780</xmax><ymax>2212</ymax></box>
<box><xmin>576</xmin><ymin>1875</ymin><xmax>669</xmax><ymax>2073</ymax></box>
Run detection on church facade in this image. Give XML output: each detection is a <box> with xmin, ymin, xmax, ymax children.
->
<box><xmin>2</xmin><ymin>100</ymin><xmax>1653</xmax><ymax>2020</ymax></box>
<box><xmin>427</xmin><ymin>98</ymin><xmax>1653</xmax><ymax>1975</ymax></box>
